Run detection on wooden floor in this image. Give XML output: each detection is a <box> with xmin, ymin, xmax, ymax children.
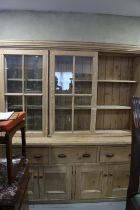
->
<box><xmin>29</xmin><ymin>201</ymin><xmax>126</xmax><ymax>210</ymax></box>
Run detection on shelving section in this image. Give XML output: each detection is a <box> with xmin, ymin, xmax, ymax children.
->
<box><xmin>96</xmin><ymin>53</ymin><xmax>137</xmax><ymax>133</ymax></box>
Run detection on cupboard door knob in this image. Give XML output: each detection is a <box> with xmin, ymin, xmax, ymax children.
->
<box><xmin>34</xmin><ymin>154</ymin><xmax>43</xmax><ymax>159</ymax></box>
<box><xmin>103</xmin><ymin>174</ymin><xmax>108</xmax><ymax>177</ymax></box>
<box><xmin>82</xmin><ymin>153</ymin><xmax>91</xmax><ymax>158</ymax></box>
<box><xmin>109</xmin><ymin>173</ymin><xmax>113</xmax><ymax>176</ymax></box>
<box><xmin>39</xmin><ymin>175</ymin><xmax>43</xmax><ymax>179</ymax></box>
<box><xmin>106</xmin><ymin>153</ymin><xmax>114</xmax><ymax>158</ymax></box>
<box><xmin>58</xmin><ymin>154</ymin><xmax>67</xmax><ymax>158</ymax></box>
<box><xmin>33</xmin><ymin>175</ymin><xmax>38</xmax><ymax>179</ymax></box>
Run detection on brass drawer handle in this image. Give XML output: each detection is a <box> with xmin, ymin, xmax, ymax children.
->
<box><xmin>34</xmin><ymin>154</ymin><xmax>43</xmax><ymax>159</ymax></box>
<box><xmin>58</xmin><ymin>154</ymin><xmax>67</xmax><ymax>158</ymax></box>
<box><xmin>82</xmin><ymin>153</ymin><xmax>91</xmax><ymax>158</ymax></box>
<box><xmin>106</xmin><ymin>153</ymin><xmax>114</xmax><ymax>158</ymax></box>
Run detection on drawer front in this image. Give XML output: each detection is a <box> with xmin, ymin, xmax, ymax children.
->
<box><xmin>100</xmin><ymin>146</ymin><xmax>131</xmax><ymax>162</ymax></box>
<box><xmin>50</xmin><ymin>146</ymin><xmax>97</xmax><ymax>164</ymax></box>
<box><xmin>13</xmin><ymin>147</ymin><xmax>49</xmax><ymax>164</ymax></box>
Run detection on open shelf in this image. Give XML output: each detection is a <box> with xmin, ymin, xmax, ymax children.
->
<box><xmin>98</xmin><ymin>80</ymin><xmax>137</xmax><ymax>83</ymax></box>
<box><xmin>97</xmin><ymin>105</ymin><xmax>131</xmax><ymax>110</ymax></box>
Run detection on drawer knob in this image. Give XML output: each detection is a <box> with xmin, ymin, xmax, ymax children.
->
<box><xmin>106</xmin><ymin>153</ymin><xmax>114</xmax><ymax>158</ymax></box>
<box><xmin>109</xmin><ymin>173</ymin><xmax>113</xmax><ymax>176</ymax></box>
<box><xmin>82</xmin><ymin>153</ymin><xmax>91</xmax><ymax>158</ymax></box>
<box><xmin>103</xmin><ymin>173</ymin><xmax>108</xmax><ymax>177</ymax></box>
<box><xmin>34</xmin><ymin>154</ymin><xmax>43</xmax><ymax>159</ymax></box>
<box><xmin>58</xmin><ymin>154</ymin><xmax>67</xmax><ymax>158</ymax></box>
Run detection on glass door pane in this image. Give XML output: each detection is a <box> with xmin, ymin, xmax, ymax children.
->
<box><xmin>55</xmin><ymin>96</ymin><xmax>72</xmax><ymax>131</ymax></box>
<box><xmin>24</xmin><ymin>55</ymin><xmax>42</xmax><ymax>93</ymax></box>
<box><xmin>74</xmin><ymin>109</ymin><xmax>91</xmax><ymax>131</ymax></box>
<box><xmin>5</xmin><ymin>55</ymin><xmax>22</xmax><ymax>92</ymax></box>
<box><xmin>55</xmin><ymin>56</ymin><xmax>73</xmax><ymax>94</ymax></box>
<box><xmin>75</xmin><ymin>56</ymin><xmax>92</xmax><ymax>94</ymax></box>
<box><xmin>7</xmin><ymin>96</ymin><xmax>23</xmax><ymax>112</ymax></box>
<box><xmin>25</xmin><ymin>96</ymin><xmax>42</xmax><ymax>131</ymax></box>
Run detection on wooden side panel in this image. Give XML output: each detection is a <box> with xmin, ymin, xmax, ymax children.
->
<box><xmin>133</xmin><ymin>56</ymin><xmax>140</xmax><ymax>97</ymax></box>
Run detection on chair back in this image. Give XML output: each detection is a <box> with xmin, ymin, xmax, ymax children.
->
<box><xmin>126</xmin><ymin>96</ymin><xmax>140</xmax><ymax>210</ymax></box>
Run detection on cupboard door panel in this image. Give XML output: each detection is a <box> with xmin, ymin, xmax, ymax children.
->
<box><xmin>108</xmin><ymin>164</ymin><xmax>130</xmax><ymax>198</ymax></box>
<box><xmin>40</xmin><ymin>165</ymin><xmax>71</xmax><ymax>201</ymax></box>
<box><xmin>75</xmin><ymin>164</ymin><xmax>104</xmax><ymax>200</ymax></box>
<box><xmin>27</xmin><ymin>166</ymin><xmax>39</xmax><ymax>201</ymax></box>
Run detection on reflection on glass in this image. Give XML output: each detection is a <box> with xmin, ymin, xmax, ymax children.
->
<box><xmin>7</xmin><ymin>96</ymin><xmax>22</xmax><ymax>112</ymax></box>
<box><xmin>25</xmin><ymin>96</ymin><xmax>42</xmax><ymax>131</ymax></box>
<box><xmin>5</xmin><ymin>55</ymin><xmax>22</xmax><ymax>92</ymax></box>
<box><xmin>74</xmin><ymin>96</ymin><xmax>91</xmax><ymax>106</ymax></box>
<box><xmin>55</xmin><ymin>96</ymin><xmax>72</xmax><ymax>109</ymax></box>
<box><xmin>75</xmin><ymin>56</ymin><xmax>92</xmax><ymax>80</ymax></box>
<box><xmin>55</xmin><ymin>56</ymin><xmax>73</xmax><ymax>94</ymax></box>
<box><xmin>74</xmin><ymin>109</ymin><xmax>91</xmax><ymax>131</ymax></box>
<box><xmin>24</xmin><ymin>55</ymin><xmax>42</xmax><ymax>93</ymax></box>
<box><xmin>55</xmin><ymin>109</ymin><xmax>72</xmax><ymax>131</ymax></box>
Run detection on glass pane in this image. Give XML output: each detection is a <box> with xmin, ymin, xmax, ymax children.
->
<box><xmin>25</xmin><ymin>96</ymin><xmax>42</xmax><ymax>131</ymax></box>
<box><xmin>7</xmin><ymin>96</ymin><xmax>23</xmax><ymax>112</ymax></box>
<box><xmin>55</xmin><ymin>56</ymin><xmax>73</xmax><ymax>94</ymax></box>
<box><xmin>55</xmin><ymin>109</ymin><xmax>72</xmax><ymax>131</ymax></box>
<box><xmin>55</xmin><ymin>96</ymin><xmax>72</xmax><ymax>109</ymax></box>
<box><xmin>75</xmin><ymin>82</ymin><xmax>92</xmax><ymax>94</ymax></box>
<box><xmin>5</xmin><ymin>55</ymin><xmax>22</xmax><ymax>92</ymax></box>
<box><xmin>24</xmin><ymin>55</ymin><xmax>42</xmax><ymax>93</ymax></box>
<box><xmin>74</xmin><ymin>96</ymin><xmax>91</xmax><ymax>106</ymax></box>
<box><xmin>75</xmin><ymin>56</ymin><xmax>92</xmax><ymax>80</ymax></box>
<box><xmin>74</xmin><ymin>109</ymin><xmax>91</xmax><ymax>131</ymax></box>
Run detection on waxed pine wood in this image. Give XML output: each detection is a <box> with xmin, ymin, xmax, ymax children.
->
<box><xmin>97</xmin><ymin>54</ymin><xmax>135</xmax><ymax>131</ymax></box>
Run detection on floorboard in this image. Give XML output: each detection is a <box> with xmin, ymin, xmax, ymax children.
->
<box><xmin>30</xmin><ymin>201</ymin><xmax>126</xmax><ymax>210</ymax></box>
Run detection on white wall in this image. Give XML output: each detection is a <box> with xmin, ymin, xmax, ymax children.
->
<box><xmin>1</xmin><ymin>10</ymin><xmax>140</xmax><ymax>44</ymax></box>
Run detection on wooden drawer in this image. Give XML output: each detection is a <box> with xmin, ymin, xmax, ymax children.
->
<box><xmin>50</xmin><ymin>146</ymin><xmax>97</xmax><ymax>164</ymax></box>
<box><xmin>99</xmin><ymin>146</ymin><xmax>131</xmax><ymax>162</ymax></box>
<box><xmin>12</xmin><ymin>147</ymin><xmax>49</xmax><ymax>164</ymax></box>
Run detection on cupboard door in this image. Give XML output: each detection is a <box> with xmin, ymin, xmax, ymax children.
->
<box><xmin>107</xmin><ymin>164</ymin><xmax>130</xmax><ymax>198</ymax></box>
<box><xmin>75</xmin><ymin>164</ymin><xmax>104</xmax><ymax>200</ymax></box>
<box><xmin>28</xmin><ymin>166</ymin><xmax>39</xmax><ymax>201</ymax></box>
<box><xmin>40</xmin><ymin>165</ymin><xmax>72</xmax><ymax>201</ymax></box>
<box><xmin>50</xmin><ymin>51</ymin><xmax>98</xmax><ymax>135</ymax></box>
<box><xmin>2</xmin><ymin>49</ymin><xmax>48</xmax><ymax>134</ymax></box>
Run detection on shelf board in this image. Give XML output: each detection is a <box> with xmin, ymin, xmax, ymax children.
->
<box><xmin>97</xmin><ymin>105</ymin><xmax>131</xmax><ymax>110</ymax></box>
<box><xmin>95</xmin><ymin>130</ymin><xmax>131</xmax><ymax>136</ymax></box>
<box><xmin>98</xmin><ymin>80</ymin><xmax>137</xmax><ymax>83</ymax></box>
<box><xmin>7</xmin><ymin>78</ymin><xmax>22</xmax><ymax>81</ymax></box>
<box><xmin>75</xmin><ymin>80</ymin><xmax>92</xmax><ymax>82</ymax></box>
<box><xmin>55</xmin><ymin>106</ymin><xmax>91</xmax><ymax>110</ymax></box>
<box><xmin>55</xmin><ymin>106</ymin><xmax>72</xmax><ymax>110</ymax></box>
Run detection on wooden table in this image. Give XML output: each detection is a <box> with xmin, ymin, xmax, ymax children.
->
<box><xmin>0</xmin><ymin>112</ymin><xmax>26</xmax><ymax>184</ymax></box>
